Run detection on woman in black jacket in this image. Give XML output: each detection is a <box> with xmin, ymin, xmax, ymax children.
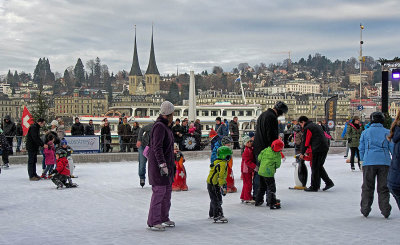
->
<box><xmin>101</xmin><ymin>119</ymin><xmax>112</xmax><ymax>152</ymax></box>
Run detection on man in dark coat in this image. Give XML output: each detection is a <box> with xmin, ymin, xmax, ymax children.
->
<box><xmin>71</xmin><ymin>117</ymin><xmax>84</xmax><ymax>136</ymax></box>
<box><xmin>229</xmin><ymin>117</ymin><xmax>240</xmax><ymax>149</ymax></box>
<box><xmin>147</xmin><ymin>101</ymin><xmax>176</xmax><ymax>230</ymax></box>
<box><xmin>172</xmin><ymin>119</ymin><xmax>183</xmax><ymax>147</ymax></box>
<box><xmin>1</xmin><ymin>115</ymin><xmax>16</xmax><ymax>154</ymax></box>
<box><xmin>85</xmin><ymin>119</ymin><xmax>95</xmax><ymax>135</ymax></box>
<box><xmin>118</xmin><ymin>117</ymin><xmax>132</xmax><ymax>152</ymax></box>
<box><xmin>26</xmin><ymin>118</ymin><xmax>46</xmax><ymax>180</ymax></box>
<box><xmin>299</xmin><ymin>116</ymin><xmax>334</xmax><ymax>192</ymax></box>
<box><xmin>253</xmin><ymin>101</ymin><xmax>288</xmax><ymax>200</ymax></box>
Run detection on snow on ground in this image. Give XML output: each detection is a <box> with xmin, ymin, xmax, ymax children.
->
<box><xmin>0</xmin><ymin>154</ymin><xmax>399</xmax><ymax>245</ymax></box>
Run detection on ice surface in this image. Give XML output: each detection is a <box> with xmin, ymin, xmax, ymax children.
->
<box><xmin>0</xmin><ymin>154</ymin><xmax>399</xmax><ymax>245</ymax></box>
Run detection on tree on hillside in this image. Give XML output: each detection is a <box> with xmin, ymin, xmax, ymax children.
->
<box><xmin>86</xmin><ymin>59</ymin><xmax>95</xmax><ymax>87</ymax></box>
<box><xmin>64</xmin><ymin>69</ymin><xmax>73</xmax><ymax>91</ymax></box>
<box><xmin>167</xmin><ymin>82</ymin><xmax>180</xmax><ymax>105</ymax></box>
<box><xmin>33</xmin><ymin>57</ymin><xmax>55</xmax><ymax>89</ymax></box>
<box><xmin>6</xmin><ymin>70</ymin><xmax>13</xmax><ymax>85</ymax></box>
<box><xmin>74</xmin><ymin>58</ymin><xmax>85</xmax><ymax>87</ymax></box>
<box><xmin>31</xmin><ymin>88</ymin><xmax>49</xmax><ymax>122</ymax></box>
<box><xmin>94</xmin><ymin>57</ymin><xmax>101</xmax><ymax>87</ymax></box>
<box><xmin>212</xmin><ymin>66</ymin><xmax>223</xmax><ymax>74</ymax></box>
<box><xmin>106</xmin><ymin>72</ymin><xmax>114</xmax><ymax>105</ymax></box>
<box><xmin>13</xmin><ymin>70</ymin><xmax>19</xmax><ymax>87</ymax></box>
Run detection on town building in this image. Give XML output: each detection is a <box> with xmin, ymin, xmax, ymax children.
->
<box><xmin>285</xmin><ymin>80</ymin><xmax>320</xmax><ymax>94</ymax></box>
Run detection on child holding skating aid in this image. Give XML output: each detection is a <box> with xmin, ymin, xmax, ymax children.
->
<box><xmin>207</xmin><ymin>146</ymin><xmax>233</xmax><ymax>223</ymax></box>
<box><xmin>51</xmin><ymin>148</ymin><xmax>77</xmax><ymax>189</ymax></box>
<box><xmin>240</xmin><ymin>136</ymin><xmax>258</xmax><ymax>204</ymax></box>
<box><xmin>255</xmin><ymin>139</ymin><xmax>284</xmax><ymax>209</ymax></box>
<box><xmin>172</xmin><ymin>143</ymin><xmax>188</xmax><ymax>191</ymax></box>
<box><xmin>59</xmin><ymin>139</ymin><xmax>75</xmax><ymax>178</ymax></box>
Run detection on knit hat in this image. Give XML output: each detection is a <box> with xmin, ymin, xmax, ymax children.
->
<box><xmin>160</xmin><ymin>101</ymin><xmax>175</xmax><ymax>115</ymax></box>
<box><xmin>51</xmin><ymin>120</ymin><xmax>59</xmax><ymax>126</ymax></box>
<box><xmin>248</xmin><ymin>131</ymin><xmax>255</xmax><ymax>138</ymax></box>
<box><xmin>60</xmin><ymin>138</ymin><xmax>68</xmax><ymax>146</ymax></box>
<box><xmin>352</xmin><ymin>116</ymin><xmax>360</xmax><ymax>121</ymax></box>
<box><xmin>271</xmin><ymin>139</ymin><xmax>284</xmax><ymax>152</ymax></box>
<box><xmin>242</xmin><ymin>135</ymin><xmax>252</xmax><ymax>145</ymax></box>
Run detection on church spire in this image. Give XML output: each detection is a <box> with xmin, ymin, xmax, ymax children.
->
<box><xmin>129</xmin><ymin>25</ymin><xmax>142</xmax><ymax>76</ymax></box>
<box><xmin>145</xmin><ymin>24</ymin><xmax>160</xmax><ymax>75</ymax></box>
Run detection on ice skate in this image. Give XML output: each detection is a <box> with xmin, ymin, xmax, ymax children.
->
<box><xmin>213</xmin><ymin>216</ymin><xmax>228</xmax><ymax>223</ymax></box>
<box><xmin>2</xmin><ymin>163</ymin><xmax>9</xmax><ymax>168</ymax></box>
<box><xmin>148</xmin><ymin>224</ymin><xmax>166</xmax><ymax>231</ymax></box>
<box><xmin>162</xmin><ymin>221</ymin><xmax>175</xmax><ymax>227</ymax></box>
<box><xmin>244</xmin><ymin>200</ymin><xmax>255</xmax><ymax>205</ymax></box>
<box><xmin>269</xmin><ymin>202</ymin><xmax>281</xmax><ymax>209</ymax></box>
<box><xmin>140</xmin><ymin>179</ymin><xmax>145</xmax><ymax>188</ymax></box>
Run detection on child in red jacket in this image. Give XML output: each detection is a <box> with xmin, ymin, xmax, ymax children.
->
<box><xmin>240</xmin><ymin>136</ymin><xmax>258</xmax><ymax>203</ymax></box>
<box><xmin>51</xmin><ymin>148</ymin><xmax>77</xmax><ymax>189</ymax></box>
<box><xmin>172</xmin><ymin>143</ymin><xmax>188</xmax><ymax>191</ymax></box>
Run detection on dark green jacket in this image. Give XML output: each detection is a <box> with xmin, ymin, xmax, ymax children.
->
<box><xmin>347</xmin><ymin>123</ymin><xmax>362</xmax><ymax>148</ymax></box>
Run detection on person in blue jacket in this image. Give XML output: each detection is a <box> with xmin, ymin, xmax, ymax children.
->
<box><xmin>359</xmin><ymin>112</ymin><xmax>393</xmax><ymax>218</ymax></box>
<box><xmin>341</xmin><ymin>119</ymin><xmax>351</xmax><ymax>157</ymax></box>
<box><xmin>387</xmin><ymin>111</ymin><xmax>400</xmax><ymax>210</ymax></box>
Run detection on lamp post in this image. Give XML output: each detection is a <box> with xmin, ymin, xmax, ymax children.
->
<box><xmin>359</xmin><ymin>24</ymin><xmax>364</xmax><ymax>115</ymax></box>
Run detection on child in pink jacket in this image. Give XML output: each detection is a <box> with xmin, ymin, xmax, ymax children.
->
<box><xmin>43</xmin><ymin>135</ymin><xmax>56</xmax><ymax>179</ymax></box>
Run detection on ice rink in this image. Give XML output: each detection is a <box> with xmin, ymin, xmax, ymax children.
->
<box><xmin>0</xmin><ymin>154</ymin><xmax>399</xmax><ymax>245</ymax></box>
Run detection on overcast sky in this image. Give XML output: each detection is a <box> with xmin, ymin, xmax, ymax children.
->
<box><xmin>1</xmin><ymin>0</ymin><xmax>400</xmax><ymax>76</ymax></box>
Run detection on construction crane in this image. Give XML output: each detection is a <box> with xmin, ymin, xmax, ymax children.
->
<box><xmin>271</xmin><ymin>51</ymin><xmax>291</xmax><ymax>70</ymax></box>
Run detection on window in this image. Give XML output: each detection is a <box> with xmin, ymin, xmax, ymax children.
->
<box><xmin>246</xmin><ymin>111</ymin><xmax>252</xmax><ymax>116</ymax></box>
<box><xmin>222</xmin><ymin>110</ymin><xmax>227</xmax><ymax>116</ymax></box>
<box><xmin>211</xmin><ymin>110</ymin><xmax>218</xmax><ymax>116</ymax></box>
<box><xmin>232</xmin><ymin>111</ymin><xmax>236</xmax><ymax>116</ymax></box>
<box><xmin>183</xmin><ymin>110</ymin><xmax>188</xmax><ymax>116</ymax></box>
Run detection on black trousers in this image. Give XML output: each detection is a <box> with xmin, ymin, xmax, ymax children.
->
<box><xmin>310</xmin><ymin>151</ymin><xmax>333</xmax><ymax>189</ymax></box>
<box><xmin>6</xmin><ymin>137</ymin><xmax>13</xmax><ymax>154</ymax></box>
<box><xmin>208</xmin><ymin>184</ymin><xmax>223</xmax><ymax>218</ymax></box>
<box><xmin>27</xmin><ymin>150</ymin><xmax>38</xmax><ymax>178</ymax></box>
<box><xmin>361</xmin><ymin>165</ymin><xmax>391</xmax><ymax>217</ymax></box>
<box><xmin>350</xmin><ymin>147</ymin><xmax>360</xmax><ymax>169</ymax></box>
<box><xmin>256</xmin><ymin>176</ymin><xmax>277</xmax><ymax>205</ymax></box>
<box><xmin>232</xmin><ymin>135</ymin><xmax>240</xmax><ymax>149</ymax></box>
<box><xmin>1</xmin><ymin>147</ymin><xmax>9</xmax><ymax>164</ymax></box>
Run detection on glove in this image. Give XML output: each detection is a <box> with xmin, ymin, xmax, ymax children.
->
<box><xmin>51</xmin><ymin>169</ymin><xmax>58</xmax><ymax>175</ymax></box>
<box><xmin>221</xmin><ymin>184</ymin><xmax>227</xmax><ymax>196</ymax></box>
<box><xmin>159</xmin><ymin>163</ymin><xmax>168</xmax><ymax>176</ymax></box>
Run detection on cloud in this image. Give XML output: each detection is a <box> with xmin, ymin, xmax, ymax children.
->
<box><xmin>1</xmin><ymin>0</ymin><xmax>400</xmax><ymax>75</ymax></box>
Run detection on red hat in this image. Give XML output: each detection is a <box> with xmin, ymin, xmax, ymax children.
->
<box><xmin>271</xmin><ymin>139</ymin><xmax>284</xmax><ymax>152</ymax></box>
<box><xmin>209</xmin><ymin>128</ymin><xmax>218</xmax><ymax>139</ymax></box>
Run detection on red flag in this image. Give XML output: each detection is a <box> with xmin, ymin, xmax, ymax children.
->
<box><xmin>22</xmin><ymin>106</ymin><xmax>34</xmax><ymax>136</ymax></box>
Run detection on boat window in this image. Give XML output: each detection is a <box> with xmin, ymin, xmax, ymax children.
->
<box><xmin>202</xmin><ymin>111</ymin><xmax>209</xmax><ymax>116</ymax></box>
<box><xmin>206</xmin><ymin>125</ymin><xmax>210</xmax><ymax>130</ymax></box>
<box><xmin>222</xmin><ymin>111</ymin><xmax>227</xmax><ymax>116</ymax></box>
<box><xmin>239</xmin><ymin>110</ymin><xmax>244</xmax><ymax>116</ymax></box>
<box><xmin>211</xmin><ymin>110</ymin><xmax>218</xmax><ymax>116</ymax></box>
<box><xmin>196</xmin><ymin>111</ymin><xmax>199</xmax><ymax>116</ymax></box>
<box><xmin>232</xmin><ymin>111</ymin><xmax>236</xmax><ymax>116</ymax></box>
<box><xmin>183</xmin><ymin>110</ymin><xmax>188</xmax><ymax>116</ymax></box>
<box><xmin>174</xmin><ymin>110</ymin><xmax>180</xmax><ymax>116</ymax></box>
<box><xmin>246</xmin><ymin>111</ymin><xmax>252</xmax><ymax>116</ymax></box>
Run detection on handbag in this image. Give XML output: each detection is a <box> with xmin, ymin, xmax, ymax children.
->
<box><xmin>143</xmin><ymin>145</ymin><xmax>150</xmax><ymax>158</ymax></box>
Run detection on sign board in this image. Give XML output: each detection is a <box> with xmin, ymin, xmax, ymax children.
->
<box><xmin>64</xmin><ymin>136</ymin><xmax>100</xmax><ymax>154</ymax></box>
<box><xmin>357</xmin><ymin>105</ymin><xmax>364</xmax><ymax>111</ymax></box>
<box><xmin>328</xmin><ymin>120</ymin><xmax>335</xmax><ymax>129</ymax></box>
<box><xmin>324</xmin><ymin>95</ymin><xmax>338</xmax><ymax>131</ymax></box>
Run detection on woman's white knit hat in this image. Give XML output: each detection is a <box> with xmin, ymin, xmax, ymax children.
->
<box><xmin>160</xmin><ymin>101</ymin><xmax>175</xmax><ymax>115</ymax></box>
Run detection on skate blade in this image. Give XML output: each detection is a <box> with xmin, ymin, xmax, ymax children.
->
<box><xmin>148</xmin><ymin>226</ymin><xmax>166</xmax><ymax>231</ymax></box>
<box><xmin>214</xmin><ymin>220</ymin><xmax>228</xmax><ymax>223</ymax></box>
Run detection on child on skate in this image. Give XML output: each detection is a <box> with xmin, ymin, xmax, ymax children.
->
<box><xmin>59</xmin><ymin>139</ymin><xmax>75</xmax><ymax>178</ymax></box>
<box><xmin>207</xmin><ymin>146</ymin><xmax>232</xmax><ymax>222</ymax></box>
<box><xmin>0</xmin><ymin>128</ymin><xmax>11</xmax><ymax>169</ymax></box>
<box><xmin>42</xmin><ymin>135</ymin><xmax>56</xmax><ymax>179</ymax></box>
<box><xmin>51</xmin><ymin>148</ymin><xmax>77</xmax><ymax>189</ymax></box>
<box><xmin>172</xmin><ymin>143</ymin><xmax>188</xmax><ymax>191</ymax></box>
<box><xmin>255</xmin><ymin>139</ymin><xmax>284</xmax><ymax>209</ymax></box>
<box><xmin>240</xmin><ymin>136</ymin><xmax>258</xmax><ymax>204</ymax></box>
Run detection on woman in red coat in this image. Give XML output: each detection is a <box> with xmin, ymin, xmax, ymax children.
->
<box><xmin>240</xmin><ymin>136</ymin><xmax>258</xmax><ymax>203</ymax></box>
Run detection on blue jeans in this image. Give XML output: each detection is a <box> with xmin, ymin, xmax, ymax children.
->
<box><xmin>43</xmin><ymin>164</ymin><xmax>54</xmax><ymax>175</ymax></box>
<box><xmin>138</xmin><ymin>145</ymin><xmax>148</xmax><ymax>180</ymax></box>
<box><xmin>16</xmin><ymin>137</ymin><xmax>22</xmax><ymax>151</ymax></box>
<box><xmin>389</xmin><ymin>187</ymin><xmax>400</xmax><ymax>210</ymax></box>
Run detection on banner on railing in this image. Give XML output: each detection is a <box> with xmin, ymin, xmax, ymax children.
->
<box><xmin>64</xmin><ymin>136</ymin><xmax>100</xmax><ymax>154</ymax></box>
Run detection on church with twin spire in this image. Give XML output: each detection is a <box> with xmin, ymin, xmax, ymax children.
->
<box><xmin>128</xmin><ymin>27</ymin><xmax>160</xmax><ymax>95</ymax></box>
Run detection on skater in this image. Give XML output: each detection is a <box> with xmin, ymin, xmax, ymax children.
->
<box><xmin>387</xmin><ymin>110</ymin><xmax>400</xmax><ymax>210</ymax></box>
<box><xmin>207</xmin><ymin>146</ymin><xmax>233</xmax><ymax>222</ymax></box>
<box><xmin>16</xmin><ymin>119</ymin><xmax>23</xmax><ymax>153</ymax></box>
<box><xmin>131</xmin><ymin>122</ymin><xmax>140</xmax><ymax>152</ymax></box>
<box><xmin>299</xmin><ymin>116</ymin><xmax>334</xmax><ymax>192</ymax></box>
<box><xmin>118</xmin><ymin>117</ymin><xmax>132</xmax><ymax>152</ymax></box>
<box><xmin>172</xmin><ymin>143</ymin><xmax>188</xmax><ymax>191</ymax></box>
<box><xmin>347</xmin><ymin>116</ymin><xmax>363</xmax><ymax>171</ymax></box>
<box><xmin>147</xmin><ymin>101</ymin><xmax>176</xmax><ymax>231</ymax></box>
<box><xmin>137</xmin><ymin>122</ymin><xmax>154</xmax><ymax>187</ymax></box>
<box><xmin>253</xmin><ymin>101</ymin><xmax>288</xmax><ymax>200</ymax></box>
<box><xmin>230</xmin><ymin>117</ymin><xmax>240</xmax><ymax>150</ymax></box>
<box><xmin>59</xmin><ymin>139</ymin><xmax>75</xmax><ymax>178</ymax></box>
<box><xmin>1</xmin><ymin>115</ymin><xmax>16</xmax><ymax>155</ymax></box>
<box><xmin>240</xmin><ymin>136</ymin><xmax>258</xmax><ymax>203</ymax></box>
<box><xmin>26</xmin><ymin>118</ymin><xmax>46</xmax><ymax>181</ymax></box>
<box><xmin>100</xmin><ymin>119</ymin><xmax>112</xmax><ymax>153</ymax></box>
<box><xmin>42</xmin><ymin>135</ymin><xmax>56</xmax><ymax>179</ymax></box>
<box><xmin>71</xmin><ymin>117</ymin><xmax>84</xmax><ymax>136</ymax></box>
<box><xmin>292</xmin><ymin>125</ymin><xmax>308</xmax><ymax>190</ymax></box>
<box><xmin>342</xmin><ymin>119</ymin><xmax>351</xmax><ymax>158</ymax></box>
<box><xmin>359</xmin><ymin>112</ymin><xmax>393</xmax><ymax>218</ymax></box>
<box><xmin>50</xmin><ymin>148</ymin><xmax>77</xmax><ymax>189</ymax></box>
<box><xmin>211</xmin><ymin>136</ymin><xmax>236</xmax><ymax>192</ymax></box>
<box><xmin>255</xmin><ymin>139</ymin><xmax>284</xmax><ymax>209</ymax></box>
<box><xmin>0</xmin><ymin>128</ymin><xmax>11</xmax><ymax>169</ymax></box>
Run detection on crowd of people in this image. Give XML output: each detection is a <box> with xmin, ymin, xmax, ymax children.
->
<box><xmin>1</xmin><ymin>99</ymin><xmax>400</xmax><ymax>231</ymax></box>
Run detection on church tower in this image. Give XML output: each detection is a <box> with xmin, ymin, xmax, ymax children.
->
<box><xmin>128</xmin><ymin>26</ymin><xmax>143</xmax><ymax>95</ymax></box>
<box><xmin>145</xmin><ymin>26</ymin><xmax>160</xmax><ymax>94</ymax></box>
